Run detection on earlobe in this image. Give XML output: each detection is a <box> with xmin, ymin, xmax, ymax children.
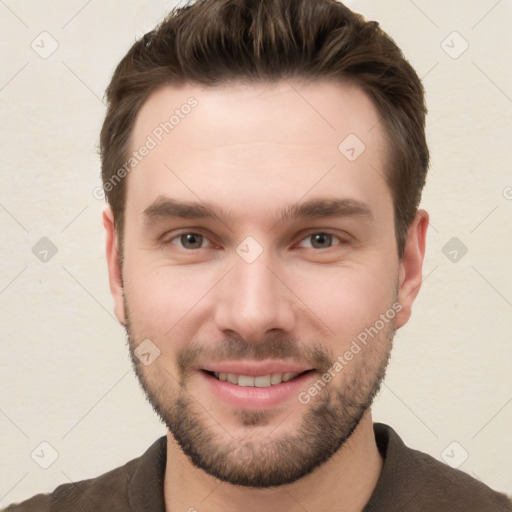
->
<box><xmin>103</xmin><ymin>206</ymin><xmax>126</xmax><ymax>326</ymax></box>
<box><xmin>395</xmin><ymin>209</ymin><xmax>429</xmax><ymax>329</ymax></box>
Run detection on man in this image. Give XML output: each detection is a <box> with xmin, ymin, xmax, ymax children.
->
<box><xmin>5</xmin><ymin>0</ymin><xmax>511</xmax><ymax>510</ymax></box>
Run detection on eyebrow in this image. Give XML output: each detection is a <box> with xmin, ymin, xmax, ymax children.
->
<box><xmin>143</xmin><ymin>196</ymin><xmax>373</xmax><ymax>226</ymax></box>
<box><xmin>276</xmin><ymin>198</ymin><xmax>372</xmax><ymax>222</ymax></box>
<box><xmin>143</xmin><ymin>197</ymin><xmax>235</xmax><ymax>225</ymax></box>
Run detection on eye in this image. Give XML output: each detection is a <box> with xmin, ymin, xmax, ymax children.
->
<box><xmin>168</xmin><ymin>232</ymin><xmax>211</xmax><ymax>250</ymax></box>
<box><xmin>297</xmin><ymin>232</ymin><xmax>342</xmax><ymax>249</ymax></box>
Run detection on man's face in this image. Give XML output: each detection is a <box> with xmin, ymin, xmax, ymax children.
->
<box><xmin>105</xmin><ymin>81</ymin><xmax>422</xmax><ymax>487</ymax></box>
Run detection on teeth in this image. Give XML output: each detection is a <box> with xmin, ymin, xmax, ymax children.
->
<box><xmin>270</xmin><ymin>373</ymin><xmax>283</xmax><ymax>385</ymax></box>
<box><xmin>254</xmin><ymin>375</ymin><xmax>271</xmax><ymax>387</ymax></box>
<box><xmin>212</xmin><ymin>371</ymin><xmax>300</xmax><ymax>387</ymax></box>
<box><xmin>238</xmin><ymin>375</ymin><xmax>254</xmax><ymax>387</ymax></box>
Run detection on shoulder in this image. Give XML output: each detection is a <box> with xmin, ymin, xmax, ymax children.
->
<box><xmin>407</xmin><ymin>445</ymin><xmax>512</xmax><ymax>511</ymax></box>
<box><xmin>367</xmin><ymin>423</ymin><xmax>512</xmax><ymax>512</ymax></box>
<box><xmin>2</xmin><ymin>437</ymin><xmax>167</xmax><ymax>512</ymax></box>
<box><xmin>3</xmin><ymin>458</ymin><xmax>139</xmax><ymax>512</ymax></box>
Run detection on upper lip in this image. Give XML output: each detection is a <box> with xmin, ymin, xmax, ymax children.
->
<box><xmin>200</xmin><ymin>360</ymin><xmax>313</xmax><ymax>377</ymax></box>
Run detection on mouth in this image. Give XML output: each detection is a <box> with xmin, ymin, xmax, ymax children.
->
<box><xmin>204</xmin><ymin>370</ymin><xmax>313</xmax><ymax>387</ymax></box>
<box><xmin>198</xmin><ymin>363</ymin><xmax>316</xmax><ymax>409</ymax></box>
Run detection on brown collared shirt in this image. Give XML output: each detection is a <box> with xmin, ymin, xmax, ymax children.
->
<box><xmin>5</xmin><ymin>423</ymin><xmax>511</xmax><ymax>511</ymax></box>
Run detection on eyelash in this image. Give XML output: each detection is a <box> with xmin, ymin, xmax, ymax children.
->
<box><xmin>162</xmin><ymin>230</ymin><xmax>346</xmax><ymax>251</ymax></box>
<box><xmin>296</xmin><ymin>232</ymin><xmax>344</xmax><ymax>249</ymax></box>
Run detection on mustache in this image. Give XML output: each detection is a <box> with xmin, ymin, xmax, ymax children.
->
<box><xmin>176</xmin><ymin>333</ymin><xmax>334</xmax><ymax>375</ymax></box>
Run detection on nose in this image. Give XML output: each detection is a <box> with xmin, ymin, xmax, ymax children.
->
<box><xmin>213</xmin><ymin>252</ymin><xmax>296</xmax><ymax>343</ymax></box>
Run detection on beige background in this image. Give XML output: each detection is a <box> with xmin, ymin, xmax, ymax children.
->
<box><xmin>1</xmin><ymin>0</ymin><xmax>511</xmax><ymax>507</ymax></box>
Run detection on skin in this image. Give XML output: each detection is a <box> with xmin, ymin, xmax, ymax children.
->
<box><xmin>104</xmin><ymin>80</ymin><xmax>428</xmax><ymax>512</ymax></box>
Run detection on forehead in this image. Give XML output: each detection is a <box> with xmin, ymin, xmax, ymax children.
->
<box><xmin>126</xmin><ymin>80</ymin><xmax>391</xmax><ymax>224</ymax></box>
<box><xmin>132</xmin><ymin>79</ymin><xmax>386</xmax><ymax>152</ymax></box>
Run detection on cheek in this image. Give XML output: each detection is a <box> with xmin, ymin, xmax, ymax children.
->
<box><xmin>123</xmin><ymin>262</ymin><xmax>218</xmax><ymax>340</ymax></box>
<box><xmin>291</xmin><ymin>261</ymin><xmax>397</xmax><ymax>338</ymax></box>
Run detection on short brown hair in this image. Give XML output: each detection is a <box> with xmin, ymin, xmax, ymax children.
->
<box><xmin>100</xmin><ymin>0</ymin><xmax>428</xmax><ymax>258</ymax></box>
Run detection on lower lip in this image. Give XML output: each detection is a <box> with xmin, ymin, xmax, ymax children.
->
<box><xmin>200</xmin><ymin>370</ymin><xmax>314</xmax><ymax>410</ymax></box>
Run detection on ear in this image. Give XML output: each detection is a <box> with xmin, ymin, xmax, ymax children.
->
<box><xmin>395</xmin><ymin>209</ymin><xmax>429</xmax><ymax>329</ymax></box>
<box><xmin>103</xmin><ymin>205</ymin><xmax>126</xmax><ymax>326</ymax></box>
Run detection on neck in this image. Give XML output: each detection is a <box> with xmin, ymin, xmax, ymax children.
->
<box><xmin>164</xmin><ymin>410</ymin><xmax>383</xmax><ymax>512</ymax></box>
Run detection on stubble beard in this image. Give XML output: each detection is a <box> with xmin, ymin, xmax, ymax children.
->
<box><xmin>125</xmin><ymin>297</ymin><xmax>395</xmax><ymax>488</ymax></box>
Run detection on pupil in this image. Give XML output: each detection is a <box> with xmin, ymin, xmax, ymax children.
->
<box><xmin>313</xmin><ymin>233</ymin><xmax>331</xmax><ymax>248</ymax></box>
<box><xmin>182</xmin><ymin>233</ymin><xmax>202</xmax><ymax>248</ymax></box>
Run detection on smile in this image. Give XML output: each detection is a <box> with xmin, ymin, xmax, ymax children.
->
<box><xmin>211</xmin><ymin>371</ymin><xmax>303</xmax><ymax>387</ymax></box>
<box><xmin>200</xmin><ymin>366</ymin><xmax>315</xmax><ymax>409</ymax></box>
